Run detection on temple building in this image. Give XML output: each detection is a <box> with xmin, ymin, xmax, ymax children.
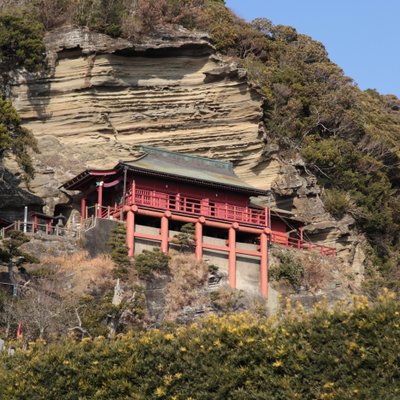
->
<box><xmin>62</xmin><ymin>146</ymin><xmax>335</xmax><ymax>298</ymax></box>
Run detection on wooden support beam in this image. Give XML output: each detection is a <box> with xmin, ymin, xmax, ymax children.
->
<box><xmin>260</xmin><ymin>231</ymin><xmax>268</xmax><ymax>298</ymax></box>
<box><xmin>33</xmin><ymin>215</ymin><xmax>38</xmax><ymax>233</ymax></box>
<box><xmin>134</xmin><ymin>231</ymin><xmax>161</xmax><ymax>241</ymax></box>
<box><xmin>81</xmin><ymin>197</ymin><xmax>86</xmax><ymax>226</ymax></box>
<box><xmin>195</xmin><ymin>220</ymin><xmax>203</xmax><ymax>262</ymax></box>
<box><xmin>130</xmin><ymin>180</ymin><xmax>136</xmax><ymax>205</ymax></box>
<box><xmin>97</xmin><ymin>182</ymin><xmax>103</xmax><ymax>217</ymax></box>
<box><xmin>160</xmin><ymin>214</ymin><xmax>169</xmax><ymax>254</ymax></box>
<box><xmin>126</xmin><ymin>210</ymin><xmax>135</xmax><ymax>257</ymax></box>
<box><xmin>202</xmin><ymin>243</ymin><xmax>228</xmax><ymax>252</ymax></box>
<box><xmin>228</xmin><ymin>223</ymin><xmax>238</xmax><ymax>290</ymax></box>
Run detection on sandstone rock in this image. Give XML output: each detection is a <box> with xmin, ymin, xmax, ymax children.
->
<box><xmin>11</xmin><ymin>26</ymin><xmax>265</xmax><ymax>206</ymax></box>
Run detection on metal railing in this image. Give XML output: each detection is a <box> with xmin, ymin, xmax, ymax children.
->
<box><xmin>1</xmin><ymin>221</ymin><xmax>80</xmax><ymax>239</ymax></box>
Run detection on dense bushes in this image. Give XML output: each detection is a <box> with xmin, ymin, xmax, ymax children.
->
<box><xmin>0</xmin><ymin>293</ymin><xmax>398</xmax><ymax>399</ymax></box>
<box><xmin>270</xmin><ymin>251</ymin><xmax>304</xmax><ymax>290</ymax></box>
<box><xmin>0</xmin><ymin>14</ymin><xmax>45</xmax><ymax>73</ymax></box>
<box><xmin>134</xmin><ymin>248</ymin><xmax>170</xmax><ymax>279</ymax></box>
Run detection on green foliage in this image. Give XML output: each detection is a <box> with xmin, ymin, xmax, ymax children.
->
<box><xmin>301</xmin><ymin>137</ymin><xmax>395</xmax><ymax>235</ymax></box>
<box><xmin>171</xmin><ymin>223</ymin><xmax>195</xmax><ymax>251</ymax></box>
<box><xmin>107</xmin><ymin>223</ymin><xmax>131</xmax><ymax>279</ymax></box>
<box><xmin>0</xmin><ymin>13</ymin><xmax>44</xmax><ymax>178</ymax></box>
<box><xmin>77</xmin><ymin>293</ymin><xmax>118</xmax><ymax>337</ymax></box>
<box><xmin>0</xmin><ymin>13</ymin><xmax>45</xmax><ymax>73</ymax></box>
<box><xmin>77</xmin><ymin>287</ymin><xmax>147</xmax><ymax>338</ymax></box>
<box><xmin>134</xmin><ymin>248</ymin><xmax>170</xmax><ymax>279</ymax></box>
<box><xmin>0</xmin><ymin>293</ymin><xmax>399</xmax><ymax>399</ymax></box>
<box><xmin>322</xmin><ymin>189</ymin><xmax>351</xmax><ymax>219</ymax></box>
<box><xmin>75</xmin><ymin>0</ymin><xmax>124</xmax><ymax>37</ymax></box>
<box><xmin>0</xmin><ymin>230</ymin><xmax>39</xmax><ymax>265</ymax></box>
<box><xmin>0</xmin><ymin>96</ymin><xmax>39</xmax><ymax>178</ymax></box>
<box><xmin>270</xmin><ymin>251</ymin><xmax>304</xmax><ymax>290</ymax></box>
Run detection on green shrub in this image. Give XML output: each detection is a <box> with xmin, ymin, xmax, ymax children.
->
<box><xmin>75</xmin><ymin>0</ymin><xmax>124</xmax><ymax>37</ymax></box>
<box><xmin>134</xmin><ymin>249</ymin><xmax>170</xmax><ymax>279</ymax></box>
<box><xmin>270</xmin><ymin>251</ymin><xmax>304</xmax><ymax>290</ymax></box>
<box><xmin>323</xmin><ymin>189</ymin><xmax>350</xmax><ymax>218</ymax></box>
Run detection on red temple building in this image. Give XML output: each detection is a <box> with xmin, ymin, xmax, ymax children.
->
<box><xmin>62</xmin><ymin>146</ymin><xmax>335</xmax><ymax>298</ymax></box>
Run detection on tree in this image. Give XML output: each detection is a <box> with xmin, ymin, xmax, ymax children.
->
<box><xmin>0</xmin><ymin>230</ymin><xmax>39</xmax><ymax>268</ymax></box>
<box><xmin>0</xmin><ymin>13</ymin><xmax>45</xmax><ymax>179</ymax></box>
<box><xmin>171</xmin><ymin>223</ymin><xmax>195</xmax><ymax>252</ymax></box>
<box><xmin>75</xmin><ymin>0</ymin><xmax>125</xmax><ymax>37</ymax></box>
<box><xmin>107</xmin><ymin>223</ymin><xmax>131</xmax><ymax>280</ymax></box>
<box><xmin>0</xmin><ymin>13</ymin><xmax>46</xmax><ymax>74</ymax></box>
<box><xmin>0</xmin><ymin>96</ymin><xmax>39</xmax><ymax>178</ymax></box>
<box><xmin>134</xmin><ymin>249</ymin><xmax>170</xmax><ymax>279</ymax></box>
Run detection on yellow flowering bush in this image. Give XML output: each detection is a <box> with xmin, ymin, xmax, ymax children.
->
<box><xmin>0</xmin><ymin>293</ymin><xmax>399</xmax><ymax>399</ymax></box>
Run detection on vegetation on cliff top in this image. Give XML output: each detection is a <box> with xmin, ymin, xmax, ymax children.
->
<box><xmin>0</xmin><ymin>292</ymin><xmax>398</xmax><ymax>399</ymax></box>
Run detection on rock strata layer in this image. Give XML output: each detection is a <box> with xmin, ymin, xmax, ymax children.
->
<box><xmin>10</xmin><ymin>26</ymin><xmax>271</xmax><ymax>206</ymax></box>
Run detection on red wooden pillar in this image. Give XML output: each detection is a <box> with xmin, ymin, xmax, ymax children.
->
<box><xmin>130</xmin><ymin>180</ymin><xmax>136</xmax><ymax>205</ymax></box>
<box><xmin>160</xmin><ymin>212</ymin><xmax>170</xmax><ymax>254</ymax></box>
<box><xmin>265</xmin><ymin>207</ymin><xmax>270</xmax><ymax>228</ymax></box>
<box><xmin>228</xmin><ymin>222</ymin><xmax>238</xmax><ymax>289</ymax></box>
<box><xmin>195</xmin><ymin>217</ymin><xmax>205</xmax><ymax>262</ymax></box>
<box><xmin>126</xmin><ymin>209</ymin><xmax>135</xmax><ymax>257</ymax></box>
<box><xmin>81</xmin><ymin>197</ymin><xmax>86</xmax><ymax>225</ymax></box>
<box><xmin>97</xmin><ymin>181</ymin><xmax>104</xmax><ymax>217</ymax></box>
<box><xmin>260</xmin><ymin>229</ymin><xmax>269</xmax><ymax>299</ymax></box>
<box><xmin>33</xmin><ymin>215</ymin><xmax>38</xmax><ymax>233</ymax></box>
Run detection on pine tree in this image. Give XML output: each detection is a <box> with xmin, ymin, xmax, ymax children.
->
<box><xmin>107</xmin><ymin>223</ymin><xmax>131</xmax><ymax>279</ymax></box>
<box><xmin>171</xmin><ymin>223</ymin><xmax>195</xmax><ymax>252</ymax></box>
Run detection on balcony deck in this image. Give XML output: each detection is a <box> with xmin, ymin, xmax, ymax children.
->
<box><xmin>95</xmin><ymin>186</ymin><xmax>335</xmax><ymax>257</ymax></box>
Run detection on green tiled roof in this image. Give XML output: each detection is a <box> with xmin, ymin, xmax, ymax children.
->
<box><xmin>120</xmin><ymin>146</ymin><xmax>268</xmax><ymax>195</ymax></box>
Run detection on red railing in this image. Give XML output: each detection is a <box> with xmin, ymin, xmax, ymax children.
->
<box><xmin>133</xmin><ymin>188</ymin><xmax>267</xmax><ymax>226</ymax></box>
<box><xmin>270</xmin><ymin>232</ymin><xmax>335</xmax><ymax>257</ymax></box>
<box><xmin>92</xmin><ymin>186</ymin><xmax>335</xmax><ymax>257</ymax></box>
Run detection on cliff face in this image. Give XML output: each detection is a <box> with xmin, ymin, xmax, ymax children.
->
<box><xmin>10</xmin><ymin>26</ymin><xmax>270</xmax><ymax>198</ymax></box>
<box><xmin>7</xmin><ymin>26</ymin><xmax>364</xmax><ymax>278</ymax></box>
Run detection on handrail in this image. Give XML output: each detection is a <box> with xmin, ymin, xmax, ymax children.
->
<box><xmin>133</xmin><ymin>188</ymin><xmax>267</xmax><ymax>227</ymax></box>
<box><xmin>270</xmin><ymin>232</ymin><xmax>335</xmax><ymax>257</ymax></box>
<box><xmin>87</xmin><ymin>186</ymin><xmax>335</xmax><ymax>257</ymax></box>
<box><xmin>1</xmin><ymin>221</ymin><xmax>80</xmax><ymax>239</ymax></box>
<box><xmin>1</xmin><ymin>222</ymin><xmax>17</xmax><ymax>240</ymax></box>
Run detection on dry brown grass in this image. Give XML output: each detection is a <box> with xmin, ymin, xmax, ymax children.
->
<box><xmin>40</xmin><ymin>251</ymin><xmax>115</xmax><ymax>296</ymax></box>
<box><xmin>164</xmin><ymin>252</ymin><xmax>209</xmax><ymax>321</ymax></box>
<box><xmin>301</xmin><ymin>253</ymin><xmax>335</xmax><ymax>293</ymax></box>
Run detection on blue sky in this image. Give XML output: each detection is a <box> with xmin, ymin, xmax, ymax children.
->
<box><xmin>225</xmin><ymin>0</ymin><xmax>400</xmax><ymax>97</ymax></box>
